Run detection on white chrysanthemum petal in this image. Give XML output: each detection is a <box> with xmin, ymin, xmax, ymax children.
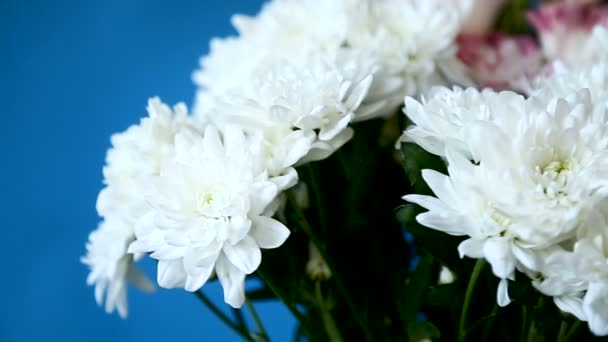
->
<box><xmin>584</xmin><ymin>282</ymin><xmax>608</xmax><ymax>336</ymax></box>
<box><xmin>250</xmin><ymin>216</ymin><xmax>291</xmax><ymax>249</ymax></box>
<box><xmin>222</xmin><ymin>236</ymin><xmax>262</xmax><ymax>274</ymax></box>
<box><xmin>554</xmin><ymin>295</ymin><xmax>586</xmax><ymax>322</ymax></box>
<box><xmin>216</xmin><ymin>255</ymin><xmax>247</xmax><ymax>308</ymax></box>
<box><xmin>497</xmin><ymin>278</ymin><xmax>511</xmax><ymax>307</ymax></box>
<box><xmin>483</xmin><ymin>238</ymin><xmax>515</xmax><ymax>280</ymax></box>
<box><xmin>157</xmin><ymin>259</ymin><xmax>187</xmax><ymax>289</ymax></box>
<box><xmin>457</xmin><ymin>238</ymin><xmax>484</xmax><ymax>259</ymax></box>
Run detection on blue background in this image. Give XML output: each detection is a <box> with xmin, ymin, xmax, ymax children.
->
<box><xmin>0</xmin><ymin>1</ymin><xmax>296</xmax><ymax>341</ymax></box>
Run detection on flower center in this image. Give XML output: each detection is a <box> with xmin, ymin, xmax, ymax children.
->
<box><xmin>535</xmin><ymin>160</ymin><xmax>570</xmax><ymax>200</ymax></box>
<box><xmin>195</xmin><ymin>190</ymin><xmax>222</xmax><ymax>218</ymax></box>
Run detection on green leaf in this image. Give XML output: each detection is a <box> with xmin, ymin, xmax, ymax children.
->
<box><xmin>395</xmin><ymin>204</ymin><xmax>418</xmax><ymax>226</ymax></box>
<box><xmin>406</xmin><ymin>223</ymin><xmax>464</xmax><ymax>275</ymax></box>
<box><xmin>402</xmin><ymin>252</ymin><xmax>434</xmax><ymax>325</ymax></box>
<box><xmin>407</xmin><ymin>321</ymin><xmax>441</xmax><ymax>342</ymax></box>
<box><xmin>400</xmin><ymin>142</ymin><xmax>447</xmax><ymax>195</ymax></box>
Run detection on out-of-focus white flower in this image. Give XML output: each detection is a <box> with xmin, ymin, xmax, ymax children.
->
<box><xmin>404</xmin><ymin>86</ymin><xmax>608</xmax><ymax>307</ymax></box>
<box><xmin>438</xmin><ymin>266</ymin><xmax>455</xmax><ymax>285</ymax></box>
<box><xmin>82</xmin><ymin>218</ymin><xmax>154</xmax><ymax>318</ymax></box>
<box><xmin>306</xmin><ymin>241</ymin><xmax>332</xmax><ymax>281</ymax></box>
<box><xmin>345</xmin><ymin>0</ymin><xmax>471</xmax><ymax>116</ymax></box>
<box><xmin>456</xmin><ymin>33</ymin><xmax>542</xmax><ymax>90</ymax></box>
<box><xmin>194</xmin><ymin>0</ymin><xmax>470</xmax><ymax>124</ymax></box>
<box><xmin>525</xmin><ymin>44</ymin><xmax>608</xmax><ymax>99</ymax></box>
<box><xmin>528</xmin><ymin>3</ymin><xmax>608</xmax><ymax>65</ymax></box>
<box><xmin>128</xmin><ymin>125</ymin><xmax>291</xmax><ymax>308</ymax></box>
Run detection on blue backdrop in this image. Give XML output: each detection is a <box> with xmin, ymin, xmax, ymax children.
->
<box><xmin>0</xmin><ymin>1</ymin><xmax>296</xmax><ymax>341</ymax></box>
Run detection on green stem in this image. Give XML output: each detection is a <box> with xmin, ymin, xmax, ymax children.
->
<box><xmin>480</xmin><ymin>302</ymin><xmax>499</xmax><ymax>340</ymax></box>
<box><xmin>563</xmin><ymin>320</ymin><xmax>582</xmax><ymax>342</ymax></box>
<box><xmin>305</xmin><ymin>164</ymin><xmax>328</xmax><ymax>236</ymax></box>
<box><xmin>458</xmin><ymin>259</ymin><xmax>485</xmax><ymax>342</ymax></box>
<box><xmin>233</xmin><ymin>308</ymin><xmax>248</xmax><ymax>333</ymax></box>
<box><xmin>256</xmin><ymin>268</ymin><xmax>309</xmax><ymax>332</ymax></box>
<box><xmin>519</xmin><ymin>306</ymin><xmax>528</xmax><ymax>342</ymax></box>
<box><xmin>193</xmin><ymin>290</ymin><xmax>254</xmax><ymax>342</ymax></box>
<box><xmin>245</xmin><ymin>297</ymin><xmax>269</xmax><ymax>341</ymax></box>
<box><xmin>315</xmin><ymin>281</ymin><xmax>343</xmax><ymax>342</ymax></box>
<box><xmin>286</xmin><ymin>191</ymin><xmax>373</xmax><ymax>341</ymax></box>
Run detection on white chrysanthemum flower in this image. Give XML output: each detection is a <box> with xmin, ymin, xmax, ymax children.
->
<box><xmin>194</xmin><ymin>0</ymin><xmax>469</xmax><ymax>123</ymax></box>
<box><xmin>193</xmin><ymin>0</ymin><xmax>355</xmax><ymax>106</ymax></box>
<box><xmin>405</xmin><ymin>88</ymin><xmax>608</xmax><ymax>307</ymax></box>
<box><xmin>85</xmin><ymin>97</ymin><xmax>198</xmax><ymax>317</ymax></box>
<box><xmin>399</xmin><ymin>86</ymin><xmax>526</xmax><ymax>158</ymax></box>
<box><xmin>535</xmin><ymin>203</ymin><xmax>608</xmax><ymax>336</ymax></box>
<box><xmin>202</xmin><ymin>52</ymin><xmax>374</xmax><ymax>171</ymax></box>
<box><xmin>346</xmin><ymin>0</ymin><xmax>470</xmax><ymax>114</ymax></box>
<box><xmin>97</xmin><ymin>97</ymin><xmax>197</xmax><ymax>219</ymax></box>
<box><xmin>128</xmin><ymin>125</ymin><xmax>291</xmax><ymax>308</ymax></box>
<box><xmin>82</xmin><ymin>218</ymin><xmax>154</xmax><ymax>318</ymax></box>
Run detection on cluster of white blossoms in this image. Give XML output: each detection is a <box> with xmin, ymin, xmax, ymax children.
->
<box><xmin>402</xmin><ymin>26</ymin><xmax>608</xmax><ymax>336</ymax></box>
<box><xmin>83</xmin><ymin>0</ymin><xmax>468</xmax><ymax>317</ymax></box>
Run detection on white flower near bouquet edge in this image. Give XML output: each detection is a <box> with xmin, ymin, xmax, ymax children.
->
<box><xmin>81</xmin><ymin>218</ymin><xmax>154</xmax><ymax>318</ymax></box>
<box><xmin>97</xmin><ymin>97</ymin><xmax>198</xmax><ymax>219</ymax></box>
<box><xmin>404</xmin><ymin>87</ymin><xmax>608</xmax><ymax>307</ymax></box>
<box><xmin>127</xmin><ymin>125</ymin><xmax>291</xmax><ymax>308</ymax></box>
<box><xmin>399</xmin><ymin>86</ymin><xmax>527</xmax><ymax>159</ymax></box>
<box><xmin>535</xmin><ymin>202</ymin><xmax>608</xmax><ymax>336</ymax></box>
<box><xmin>200</xmin><ymin>50</ymin><xmax>375</xmax><ymax>171</ymax></box>
<box><xmin>84</xmin><ymin>97</ymin><xmax>197</xmax><ymax>317</ymax></box>
<box><xmin>193</xmin><ymin>0</ymin><xmax>472</xmax><ymax>124</ymax></box>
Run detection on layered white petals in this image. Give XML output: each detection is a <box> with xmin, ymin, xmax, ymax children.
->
<box><xmin>403</xmin><ymin>68</ymin><xmax>608</xmax><ymax>320</ymax></box>
<box><xmin>81</xmin><ymin>218</ymin><xmax>154</xmax><ymax>318</ymax></box>
<box><xmin>128</xmin><ymin>124</ymin><xmax>290</xmax><ymax>308</ymax></box>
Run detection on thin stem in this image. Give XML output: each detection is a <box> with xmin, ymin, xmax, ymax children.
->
<box><xmin>233</xmin><ymin>308</ymin><xmax>249</xmax><ymax>334</ymax></box>
<box><xmin>480</xmin><ymin>302</ymin><xmax>499</xmax><ymax>340</ymax></box>
<box><xmin>519</xmin><ymin>306</ymin><xmax>528</xmax><ymax>342</ymax></box>
<box><xmin>245</xmin><ymin>297</ymin><xmax>269</xmax><ymax>341</ymax></box>
<box><xmin>315</xmin><ymin>281</ymin><xmax>343</xmax><ymax>342</ymax></box>
<box><xmin>286</xmin><ymin>191</ymin><xmax>373</xmax><ymax>341</ymax></box>
<box><xmin>557</xmin><ymin>320</ymin><xmax>568</xmax><ymax>342</ymax></box>
<box><xmin>256</xmin><ymin>268</ymin><xmax>309</xmax><ymax>330</ymax></box>
<box><xmin>563</xmin><ymin>320</ymin><xmax>582</xmax><ymax>342</ymax></box>
<box><xmin>193</xmin><ymin>290</ymin><xmax>254</xmax><ymax>342</ymax></box>
<box><xmin>458</xmin><ymin>259</ymin><xmax>485</xmax><ymax>342</ymax></box>
<box><xmin>305</xmin><ymin>165</ymin><xmax>328</xmax><ymax>236</ymax></box>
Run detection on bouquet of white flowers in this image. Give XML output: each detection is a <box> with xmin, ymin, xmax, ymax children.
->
<box><xmin>82</xmin><ymin>0</ymin><xmax>608</xmax><ymax>340</ymax></box>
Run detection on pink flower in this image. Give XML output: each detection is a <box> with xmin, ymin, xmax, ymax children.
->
<box><xmin>528</xmin><ymin>3</ymin><xmax>608</xmax><ymax>64</ymax></box>
<box><xmin>457</xmin><ymin>33</ymin><xmax>542</xmax><ymax>91</ymax></box>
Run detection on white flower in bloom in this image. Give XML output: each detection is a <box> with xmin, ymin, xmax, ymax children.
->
<box><xmin>193</xmin><ymin>0</ymin><xmax>355</xmax><ymax>108</ymax></box>
<box><xmin>85</xmin><ymin>97</ymin><xmax>198</xmax><ymax>316</ymax></box>
<box><xmin>97</xmin><ymin>97</ymin><xmax>197</xmax><ymax>219</ymax></box>
<box><xmin>535</xmin><ymin>204</ymin><xmax>608</xmax><ymax>336</ymax></box>
<box><xmin>346</xmin><ymin>0</ymin><xmax>470</xmax><ymax>114</ymax></box>
<box><xmin>203</xmin><ymin>52</ymin><xmax>374</xmax><ymax>171</ymax></box>
<box><xmin>405</xmin><ymin>87</ymin><xmax>608</xmax><ymax>307</ymax></box>
<box><xmin>194</xmin><ymin>0</ymin><xmax>470</xmax><ymax>123</ymax></box>
<box><xmin>128</xmin><ymin>125</ymin><xmax>290</xmax><ymax>308</ymax></box>
<box><xmin>82</xmin><ymin>218</ymin><xmax>154</xmax><ymax>318</ymax></box>
<box><xmin>400</xmin><ymin>87</ymin><xmax>526</xmax><ymax>158</ymax></box>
